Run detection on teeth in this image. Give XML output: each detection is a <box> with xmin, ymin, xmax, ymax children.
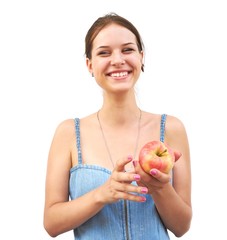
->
<box><xmin>110</xmin><ymin>72</ymin><xmax>128</xmax><ymax>77</ymax></box>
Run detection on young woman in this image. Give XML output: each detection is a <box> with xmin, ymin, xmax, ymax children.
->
<box><xmin>44</xmin><ymin>12</ymin><xmax>192</xmax><ymax>239</ymax></box>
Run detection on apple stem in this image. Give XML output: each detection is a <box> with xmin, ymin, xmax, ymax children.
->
<box><xmin>159</xmin><ymin>149</ymin><xmax>167</xmax><ymax>156</ymax></box>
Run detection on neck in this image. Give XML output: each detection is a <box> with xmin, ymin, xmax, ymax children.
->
<box><xmin>101</xmin><ymin>90</ymin><xmax>139</xmax><ymax>120</ymax></box>
<box><xmin>97</xmin><ymin>106</ymin><xmax>141</xmax><ymax>126</ymax></box>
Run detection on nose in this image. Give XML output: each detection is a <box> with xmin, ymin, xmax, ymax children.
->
<box><xmin>110</xmin><ymin>52</ymin><xmax>125</xmax><ymax>66</ymax></box>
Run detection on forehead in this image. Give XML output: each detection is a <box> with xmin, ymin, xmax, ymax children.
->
<box><xmin>93</xmin><ymin>23</ymin><xmax>137</xmax><ymax>48</ymax></box>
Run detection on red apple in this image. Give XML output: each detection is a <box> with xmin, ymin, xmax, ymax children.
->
<box><xmin>139</xmin><ymin>140</ymin><xmax>182</xmax><ymax>174</ymax></box>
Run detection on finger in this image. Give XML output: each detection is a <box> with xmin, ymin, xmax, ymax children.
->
<box><xmin>133</xmin><ymin>160</ymin><xmax>149</xmax><ymax>177</ymax></box>
<box><xmin>120</xmin><ymin>192</ymin><xmax>147</xmax><ymax>203</ymax></box>
<box><xmin>114</xmin><ymin>155</ymin><xmax>133</xmax><ymax>172</ymax></box>
<box><xmin>112</xmin><ymin>182</ymin><xmax>148</xmax><ymax>202</ymax></box>
<box><xmin>134</xmin><ymin>161</ymin><xmax>171</xmax><ymax>183</ymax></box>
<box><xmin>113</xmin><ymin>171</ymin><xmax>141</xmax><ymax>183</ymax></box>
<box><xmin>115</xmin><ymin>181</ymin><xmax>148</xmax><ymax>194</ymax></box>
<box><xmin>149</xmin><ymin>169</ymin><xmax>171</xmax><ymax>184</ymax></box>
<box><xmin>132</xmin><ymin>160</ymin><xmax>140</xmax><ymax>171</ymax></box>
<box><xmin>174</xmin><ymin>150</ymin><xmax>182</xmax><ymax>162</ymax></box>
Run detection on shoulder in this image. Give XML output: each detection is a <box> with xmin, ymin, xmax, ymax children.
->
<box><xmin>165</xmin><ymin>114</ymin><xmax>186</xmax><ymax>135</ymax></box>
<box><xmin>164</xmin><ymin>114</ymin><xmax>189</xmax><ymax>149</ymax></box>
<box><xmin>141</xmin><ymin>111</ymin><xmax>170</xmax><ymax>130</ymax></box>
<box><xmin>141</xmin><ymin>111</ymin><xmax>184</xmax><ymax>127</ymax></box>
<box><xmin>47</xmin><ymin>119</ymin><xmax>76</xmax><ymax>169</ymax></box>
<box><xmin>56</xmin><ymin>118</ymin><xmax>75</xmax><ymax>132</ymax></box>
<box><xmin>54</xmin><ymin>113</ymin><xmax>96</xmax><ymax>132</ymax></box>
<box><xmin>53</xmin><ymin>113</ymin><xmax>97</xmax><ymax>137</ymax></box>
<box><xmin>52</xmin><ymin>119</ymin><xmax>76</xmax><ymax>142</ymax></box>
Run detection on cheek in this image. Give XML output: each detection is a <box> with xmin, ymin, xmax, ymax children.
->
<box><xmin>93</xmin><ymin>59</ymin><xmax>108</xmax><ymax>73</ymax></box>
<box><xmin>129</xmin><ymin>55</ymin><xmax>143</xmax><ymax>69</ymax></box>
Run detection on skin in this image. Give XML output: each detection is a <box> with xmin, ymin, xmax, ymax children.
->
<box><xmin>44</xmin><ymin>23</ymin><xmax>192</xmax><ymax>238</ymax></box>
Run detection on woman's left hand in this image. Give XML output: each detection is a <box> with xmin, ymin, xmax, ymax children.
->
<box><xmin>133</xmin><ymin>160</ymin><xmax>172</xmax><ymax>194</ymax></box>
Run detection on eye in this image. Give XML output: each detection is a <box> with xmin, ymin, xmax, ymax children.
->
<box><xmin>122</xmin><ymin>48</ymin><xmax>135</xmax><ymax>53</ymax></box>
<box><xmin>97</xmin><ymin>50</ymin><xmax>110</xmax><ymax>56</ymax></box>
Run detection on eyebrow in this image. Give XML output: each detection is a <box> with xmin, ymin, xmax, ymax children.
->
<box><xmin>95</xmin><ymin>42</ymin><xmax>136</xmax><ymax>51</ymax></box>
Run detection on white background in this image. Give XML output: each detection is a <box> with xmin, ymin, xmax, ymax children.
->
<box><xmin>0</xmin><ymin>0</ymin><xmax>227</xmax><ymax>239</ymax></box>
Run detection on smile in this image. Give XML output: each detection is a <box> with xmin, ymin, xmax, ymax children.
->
<box><xmin>109</xmin><ymin>71</ymin><xmax>129</xmax><ymax>77</ymax></box>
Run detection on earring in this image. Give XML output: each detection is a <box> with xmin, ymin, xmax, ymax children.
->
<box><xmin>141</xmin><ymin>64</ymin><xmax>144</xmax><ymax>72</ymax></box>
<box><xmin>91</xmin><ymin>73</ymin><xmax>94</xmax><ymax>77</ymax></box>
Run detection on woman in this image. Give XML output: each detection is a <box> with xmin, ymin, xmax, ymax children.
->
<box><xmin>44</xmin><ymin>12</ymin><xmax>192</xmax><ymax>239</ymax></box>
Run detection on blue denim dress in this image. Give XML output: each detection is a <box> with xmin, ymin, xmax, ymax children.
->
<box><xmin>69</xmin><ymin>114</ymin><xmax>170</xmax><ymax>240</ymax></box>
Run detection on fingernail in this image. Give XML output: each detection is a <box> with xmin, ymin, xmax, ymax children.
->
<box><xmin>150</xmin><ymin>169</ymin><xmax>157</xmax><ymax>175</ymax></box>
<box><xmin>141</xmin><ymin>187</ymin><xmax>148</xmax><ymax>194</ymax></box>
<box><xmin>140</xmin><ymin>196</ymin><xmax>146</xmax><ymax>202</ymax></box>
<box><xmin>127</xmin><ymin>155</ymin><xmax>133</xmax><ymax>161</ymax></box>
<box><xmin>133</xmin><ymin>174</ymin><xmax>140</xmax><ymax>180</ymax></box>
<box><xmin>132</xmin><ymin>160</ymin><xmax>137</xmax><ymax>167</ymax></box>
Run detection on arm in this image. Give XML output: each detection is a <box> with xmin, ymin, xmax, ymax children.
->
<box><xmin>43</xmin><ymin>120</ymin><xmax>147</xmax><ymax>237</ymax></box>
<box><xmin>43</xmin><ymin>120</ymin><xmax>105</xmax><ymax>237</ymax></box>
<box><xmin>135</xmin><ymin>115</ymin><xmax>192</xmax><ymax>237</ymax></box>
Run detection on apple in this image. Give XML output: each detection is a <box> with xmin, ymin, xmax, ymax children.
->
<box><xmin>139</xmin><ymin>140</ymin><xmax>182</xmax><ymax>174</ymax></box>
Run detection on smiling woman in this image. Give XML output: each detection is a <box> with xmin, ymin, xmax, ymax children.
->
<box><xmin>86</xmin><ymin>16</ymin><xmax>144</xmax><ymax>94</ymax></box>
<box><xmin>43</xmin><ymin>12</ymin><xmax>192</xmax><ymax>240</ymax></box>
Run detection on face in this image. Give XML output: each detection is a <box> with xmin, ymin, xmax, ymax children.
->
<box><xmin>86</xmin><ymin>24</ymin><xmax>144</xmax><ymax>94</ymax></box>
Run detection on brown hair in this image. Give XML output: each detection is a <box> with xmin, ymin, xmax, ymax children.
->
<box><xmin>85</xmin><ymin>12</ymin><xmax>145</xmax><ymax>71</ymax></box>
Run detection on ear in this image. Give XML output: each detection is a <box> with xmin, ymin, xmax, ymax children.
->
<box><xmin>86</xmin><ymin>58</ymin><xmax>93</xmax><ymax>75</ymax></box>
<box><xmin>140</xmin><ymin>50</ymin><xmax>144</xmax><ymax>58</ymax></box>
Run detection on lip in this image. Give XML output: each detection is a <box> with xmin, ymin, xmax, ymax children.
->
<box><xmin>106</xmin><ymin>70</ymin><xmax>132</xmax><ymax>78</ymax></box>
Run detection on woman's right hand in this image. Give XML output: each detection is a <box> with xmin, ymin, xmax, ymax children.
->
<box><xmin>96</xmin><ymin>155</ymin><xmax>148</xmax><ymax>204</ymax></box>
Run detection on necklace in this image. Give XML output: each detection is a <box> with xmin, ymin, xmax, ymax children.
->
<box><xmin>97</xmin><ymin>109</ymin><xmax>142</xmax><ymax>170</ymax></box>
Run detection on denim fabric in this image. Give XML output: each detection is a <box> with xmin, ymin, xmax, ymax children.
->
<box><xmin>69</xmin><ymin>114</ymin><xmax>170</xmax><ymax>240</ymax></box>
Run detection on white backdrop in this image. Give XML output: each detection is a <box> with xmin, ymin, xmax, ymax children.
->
<box><xmin>0</xmin><ymin>0</ymin><xmax>227</xmax><ymax>239</ymax></box>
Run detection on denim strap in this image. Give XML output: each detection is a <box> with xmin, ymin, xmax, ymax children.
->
<box><xmin>74</xmin><ymin>118</ymin><xmax>82</xmax><ymax>164</ymax></box>
<box><xmin>160</xmin><ymin>114</ymin><xmax>167</xmax><ymax>143</ymax></box>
